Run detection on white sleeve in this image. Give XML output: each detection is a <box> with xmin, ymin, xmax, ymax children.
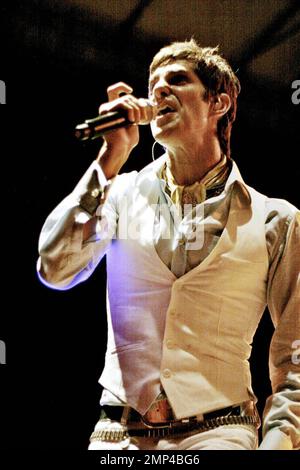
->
<box><xmin>37</xmin><ymin>160</ymin><xmax>118</xmax><ymax>290</ymax></box>
<box><xmin>261</xmin><ymin>210</ymin><xmax>300</xmax><ymax>450</ymax></box>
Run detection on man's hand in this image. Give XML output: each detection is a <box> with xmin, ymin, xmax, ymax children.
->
<box><xmin>96</xmin><ymin>82</ymin><xmax>157</xmax><ymax>179</ymax></box>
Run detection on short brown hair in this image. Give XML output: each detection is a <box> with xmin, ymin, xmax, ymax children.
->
<box><xmin>149</xmin><ymin>39</ymin><xmax>241</xmax><ymax>158</ymax></box>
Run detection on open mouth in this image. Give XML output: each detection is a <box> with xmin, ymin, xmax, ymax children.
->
<box><xmin>157</xmin><ymin>106</ymin><xmax>176</xmax><ymax>116</ymax></box>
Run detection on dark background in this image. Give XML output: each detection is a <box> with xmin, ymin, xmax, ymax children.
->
<box><xmin>0</xmin><ymin>0</ymin><xmax>299</xmax><ymax>449</ymax></box>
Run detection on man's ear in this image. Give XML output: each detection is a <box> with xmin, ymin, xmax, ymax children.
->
<box><xmin>210</xmin><ymin>93</ymin><xmax>231</xmax><ymax>118</ymax></box>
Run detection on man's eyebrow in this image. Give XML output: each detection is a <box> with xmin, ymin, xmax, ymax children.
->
<box><xmin>149</xmin><ymin>69</ymin><xmax>190</xmax><ymax>89</ymax></box>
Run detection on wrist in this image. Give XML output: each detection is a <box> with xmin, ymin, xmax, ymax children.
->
<box><xmin>97</xmin><ymin>141</ymin><xmax>131</xmax><ymax>179</ymax></box>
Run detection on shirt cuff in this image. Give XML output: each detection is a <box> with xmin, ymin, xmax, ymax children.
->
<box><xmin>73</xmin><ymin>160</ymin><xmax>112</xmax><ymax>216</ymax></box>
<box><xmin>259</xmin><ymin>429</ymin><xmax>293</xmax><ymax>450</ymax></box>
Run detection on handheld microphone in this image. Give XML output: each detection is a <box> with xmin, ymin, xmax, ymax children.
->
<box><xmin>75</xmin><ymin>99</ymin><xmax>157</xmax><ymax>141</ymax></box>
<box><xmin>74</xmin><ymin>109</ymin><xmax>131</xmax><ymax>141</ymax></box>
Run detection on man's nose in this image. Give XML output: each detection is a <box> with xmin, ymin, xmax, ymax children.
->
<box><xmin>151</xmin><ymin>79</ymin><xmax>171</xmax><ymax>102</ymax></box>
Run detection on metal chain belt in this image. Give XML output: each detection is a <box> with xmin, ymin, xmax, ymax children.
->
<box><xmin>90</xmin><ymin>414</ymin><xmax>259</xmax><ymax>443</ymax></box>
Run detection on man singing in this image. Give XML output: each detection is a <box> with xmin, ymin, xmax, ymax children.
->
<box><xmin>37</xmin><ymin>39</ymin><xmax>300</xmax><ymax>450</ymax></box>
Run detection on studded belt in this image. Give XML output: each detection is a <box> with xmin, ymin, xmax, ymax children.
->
<box><xmin>89</xmin><ymin>402</ymin><xmax>260</xmax><ymax>443</ymax></box>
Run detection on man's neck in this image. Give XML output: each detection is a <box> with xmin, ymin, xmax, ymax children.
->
<box><xmin>165</xmin><ymin>139</ymin><xmax>223</xmax><ymax>186</ymax></box>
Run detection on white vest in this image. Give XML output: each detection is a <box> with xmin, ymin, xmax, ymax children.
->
<box><xmin>99</xmin><ymin>159</ymin><xmax>269</xmax><ymax>419</ymax></box>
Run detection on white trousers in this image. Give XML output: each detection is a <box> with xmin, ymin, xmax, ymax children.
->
<box><xmin>88</xmin><ymin>419</ymin><xmax>258</xmax><ymax>450</ymax></box>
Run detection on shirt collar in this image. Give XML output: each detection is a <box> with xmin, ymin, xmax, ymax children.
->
<box><xmin>153</xmin><ymin>155</ymin><xmax>252</xmax><ymax>206</ymax></box>
<box><xmin>224</xmin><ymin>160</ymin><xmax>252</xmax><ymax>206</ymax></box>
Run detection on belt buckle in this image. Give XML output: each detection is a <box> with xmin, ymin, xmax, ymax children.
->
<box><xmin>142</xmin><ymin>398</ymin><xmax>174</xmax><ymax>426</ymax></box>
<box><xmin>141</xmin><ymin>400</ymin><xmax>204</xmax><ymax>429</ymax></box>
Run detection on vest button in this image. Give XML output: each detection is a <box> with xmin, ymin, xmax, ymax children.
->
<box><xmin>162</xmin><ymin>368</ymin><xmax>172</xmax><ymax>378</ymax></box>
<box><xmin>91</xmin><ymin>188</ymin><xmax>100</xmax><ymax>198</ymax></box>
<box><xmin>166</xmin><ymin>340</ymin><xmax>174</xmax><ymax>349</ymax></box>
<box><xmin>169</xmin><ymin>310</ymin><xmax>176</xmax><ymax>316</ymax></box>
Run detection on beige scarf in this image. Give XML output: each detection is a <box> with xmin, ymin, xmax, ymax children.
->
<box><xmin>161</xmin><ymin>154</ymin><xmax>229</xmax><ymax>207</ymax></box>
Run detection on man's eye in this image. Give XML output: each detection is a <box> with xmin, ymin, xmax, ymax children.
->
<box><xmin>170</xmin><ymin>75</ymin><xmax>187</xmax><ymax>85</ymax></box>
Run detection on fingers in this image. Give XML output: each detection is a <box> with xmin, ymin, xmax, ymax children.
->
<box><xmin>99</xmin><ymin>83</ymin><xmax>157</xmax><ymax>125</ymax></box>
<box><xmin>137</xmin><ymin>98</ymin><xmax>157</xmax><ymax>124</ymax></box>
<box><xmin>99</xmin><ymin>94</ymin><xmax>139</xmax><ymax>123</ymax></box>
<box><xmin>107</xmin><ymin>82</ymin><xmax>133</xmax><ymax>101</ymax></box>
